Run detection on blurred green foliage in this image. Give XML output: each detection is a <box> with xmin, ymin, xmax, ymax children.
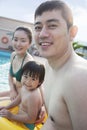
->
<box><xmin>73</xmin><ymin>41</ymin><xmax>85</xmax><ymax>57</ymax></box>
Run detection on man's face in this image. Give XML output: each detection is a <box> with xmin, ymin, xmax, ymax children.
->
<box><xmin>34</xmin><ymin>10</ymin><xmax>70</xmax><ymax>60</ymax></box>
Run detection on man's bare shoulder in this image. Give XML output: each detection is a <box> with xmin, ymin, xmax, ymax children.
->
<box><xmin>63</xmin><ymin>58</ymin><xmax>87</xmax><ymax>129</ymax></box>
<box><xmin>63</xmin><ymin>57</ymin><xmax>87</xmax><ymax>101</ymax></box>
<box><xmin>62</xmin><ymin>56</ymin><xmax>87</xmax><ymax>96</ymax></box>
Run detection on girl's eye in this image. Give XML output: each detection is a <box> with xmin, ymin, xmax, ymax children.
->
<box><xmin>13</xmin><ymin>38</ymin><xmax>18</xmax><ymax>41</ymax></box>
<box><xmin>23</xmin><ymin>75</ymin><xmax>28</xmax><ymax>78</ymax></box>
<box><xmin>32</xmin><ymin>78</ymin><xmax>36</xmax><ymax>81</ymax></box>
<box><xmin>34</xmin><ymin>26</ymin><xmax>42</xmax><ymax>32</ymax></box>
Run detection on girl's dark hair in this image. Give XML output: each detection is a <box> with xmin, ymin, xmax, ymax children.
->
<box><xmin>21</xmin><ymin>61</ymin><xmax>45</xmax><ymax>86</ymax></box>
<box><xmin>12</xmin><ymin>26</ymin><xmax>32</xmax><ymax>43</ymax></box>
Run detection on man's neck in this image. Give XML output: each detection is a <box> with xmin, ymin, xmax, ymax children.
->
<box><xmin>47</xmin><ymin>48</ymin><xmax>74</xmax><ymax>70</ymax></box>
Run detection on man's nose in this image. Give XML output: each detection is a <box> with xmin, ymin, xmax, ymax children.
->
<box><xmin>39</xmin><ymin>26</ymin><xmax>49</xmax><ymax>38</ymax></box>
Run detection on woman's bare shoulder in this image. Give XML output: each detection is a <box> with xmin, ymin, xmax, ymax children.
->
<box><xmin>23</xmin><ymin>53</ymin><xmax>34</xmax><ymax>65</ymax></box>
<box><xmin>10</xmin><ymin>51</ymin><xmax>16</xmax><ymax>61</ymax></box>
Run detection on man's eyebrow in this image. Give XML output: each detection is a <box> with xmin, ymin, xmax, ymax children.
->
<box><xmin>34</xmin><ymin>19</ymin><xmax>59</xmax><ymax>26</ymax></box>
<box><xmin>46</xmin><ymin>19</ymin><xmax>59</xmax><ymax>23</ymax></box>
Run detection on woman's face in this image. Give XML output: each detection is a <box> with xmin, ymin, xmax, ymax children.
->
<box><xmin>12</xmin><ymin>30</ymin><xmax>30</xmax><ymax>55</ymax></box>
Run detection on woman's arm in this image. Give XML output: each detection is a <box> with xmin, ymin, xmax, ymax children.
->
<box><xmin>0</xmin><ymin>94</ymin><xmax>21</xmax><ymax>110</ymax></box>
<box><xmin>9</xmin><ymin>74</ymin><xmax>18</xmax><ymax>100</ymax></box>
<box><xmin>9</xmin><ymin>52</ymin><xmax>18</xmax><ymax>100</ymax></box>
<box><xmin>6</xmin><ymin>94</ymin><xmax>21</xmax><ymax>109</ymax></box>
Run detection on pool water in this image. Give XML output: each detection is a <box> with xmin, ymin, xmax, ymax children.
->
<box><xmin>0</xmin><ymin>51</ymin><xmax>11</xmax><ymax>92</ymax></box>
<box><xmin>0</xmin><ymin>56</ymin><xmax>10</xmax><ymax>65</ymax></box>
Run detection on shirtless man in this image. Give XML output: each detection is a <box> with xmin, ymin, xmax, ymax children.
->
<box><xmin>34</xmin><ymin>0</ymin><xmax>87</xmax><ymax>130</ymax></box>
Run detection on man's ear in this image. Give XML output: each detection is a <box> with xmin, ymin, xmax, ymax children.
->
<box><xmin>69</xmin><ymin>25</ymin><xmax>78</xmax><ymax>41</ymax></box>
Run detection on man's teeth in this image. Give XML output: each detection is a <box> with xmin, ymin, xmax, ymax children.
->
<box><xmin>41</xmin><ymin>43</ymin><xmax>50</xmax><ymax>46</ymax></box>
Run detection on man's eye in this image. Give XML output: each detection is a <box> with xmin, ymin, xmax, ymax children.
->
<box><xmin>48</xmin><ymin>24</ymin><xmax>57</xmax><ymax>29</ymax></box>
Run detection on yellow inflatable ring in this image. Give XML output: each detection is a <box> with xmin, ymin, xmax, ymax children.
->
<box><xmin>0</xmin><ymin>100</ymin><xmax>47</xmax><ymax>130</ymax></box>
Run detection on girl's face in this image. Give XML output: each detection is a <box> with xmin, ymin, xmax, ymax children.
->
<box><xmin>12</xmin><ymin>30</ymin><xmax>31</xmax><ymax>56</ymax></box>
<box><xmin>21</xmin><ymin>73</ymin><xmax>40</xmax><ymax>91</ymax></box>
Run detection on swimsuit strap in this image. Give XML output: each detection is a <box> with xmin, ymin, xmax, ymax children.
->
<box><xmin>20</xmin><ymin>53</ymin><xmax>27</xmax><ymax>68</ymax></box>
<box><xmin>11</xmin><ymin>55</ymin><xmax>16</xmax><ymax>64</ymax></box>
<box><xmin>12</xmin><ymin>53</ymin><xmax>27</xmax><ymax>68</ymax></box>
<box><xmin>10</xmin><ymin>53</ymin><xmax>28</xmax><ymax>81</ymax></box>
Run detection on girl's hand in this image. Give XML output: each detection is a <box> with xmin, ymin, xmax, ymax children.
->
<box><xmin>0</xmin><ymin>109</ymin><xmax>12</xmax><ymax>119</ymax></box>
<box><xmin>0</xmin><ymin>106</ymin><xmax>5</xmax><ymax>110</ymax></box>
<box><xmin>35</xmin><ymin>105</ymin><xmax>46</xmax><ymax>124</ymax></box>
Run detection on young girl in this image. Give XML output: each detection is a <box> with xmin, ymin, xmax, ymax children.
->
<box><xmin>0</xmin><ymin>61</ymin><xmax>45</xmax><ymax>130</ymax></box>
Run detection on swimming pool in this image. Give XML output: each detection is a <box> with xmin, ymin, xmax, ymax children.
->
<box><xmin>0</xmin><ymin>50</ymin><xmax>11</xmax><ymax>92</ymax></box>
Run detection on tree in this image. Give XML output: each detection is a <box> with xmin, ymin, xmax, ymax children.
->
<box><xmin>73</xmin><ymin>41</ymin><xmax>85</xmax><ymax>57</ymax></box>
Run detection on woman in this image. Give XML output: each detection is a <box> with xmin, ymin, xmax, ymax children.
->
<box><xmin>0</xmin><ymin>26</ymin><xmax>33</xmax><ymax>100</ymax></box>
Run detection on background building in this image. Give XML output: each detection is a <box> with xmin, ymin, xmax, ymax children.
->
<box><xmin>0</xmin><ymin>16</ymin><xmax>33</xmax><ymax>51</ymax></box>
